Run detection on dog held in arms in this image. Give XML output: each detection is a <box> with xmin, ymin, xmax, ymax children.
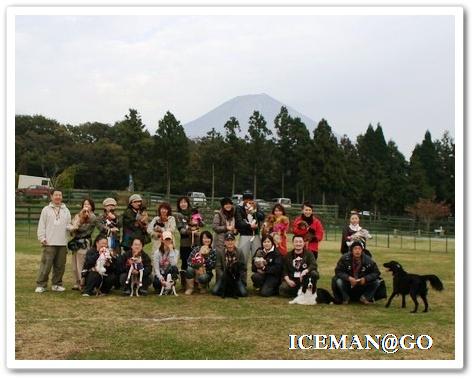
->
<box><xmin>383</xmin><ymin>260</ymin><xmax>443</xmax><ymax>313</ymax></box>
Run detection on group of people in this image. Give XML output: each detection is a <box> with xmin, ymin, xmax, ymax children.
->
<box><xmin>35</xmin><ymin>188</ymin><xmax>385</xmax><ymax>304</ymax></box>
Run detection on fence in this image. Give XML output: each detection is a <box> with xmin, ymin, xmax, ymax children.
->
<box><xmin>16</xmin><ymin>204</ymin><xmax>454</xmax><ymax>253</ymax></box>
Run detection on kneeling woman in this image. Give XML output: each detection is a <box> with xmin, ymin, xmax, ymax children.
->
<box><xmin>81</xmin><ymin>235</ymin><xmax>118</xmax><ymax>296</ymax></box>
<box><xmin>152</xmin><ymin>231</ymin><xmax>180</xmax><ymax>293</ymax></box>
<box><xmin>185</xmin><ymin>231</ymin><xmax>217</xmax><ymax>295</ymax></box>
<box><xmin>251</xmin><ymin>234</ymin><xmax>283</xmax><ymax>297</ymax></box>
<box><xmin>118</xmin><ymin>238</ymin><xmax>153</xmax><ymax>295</ymax></box>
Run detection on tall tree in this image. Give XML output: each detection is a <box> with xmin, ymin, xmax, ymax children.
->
<box><xmin>274</xmin><ymin>108</ymin><xmax>312</xmax><ymax>202</ymax></box>
<box><xmin>110</xmin><ymin>109</ymin><xmax>153</xmax><ymax>190</ymax></box>
<box><xmin>435</xmin><ymin>131</ymin><xmax>455</xmax><ymax>208</ymax></box>
<box><xmin>312</xmin><ymin>119</ymin><xmax>345</xmax><ymax>205</ymax></box>
<box><xmin>338</xmin><ymin>135</ymin><xmax>364</xmax><ymax>213</ymax></box>
<box><xmin>154</xmin><ymin>111</ymin><xmax>189</xmax><ymax>197</ymax></box>
<box><xmin>246</xmin><ymin>111</ymin><xmax>272</xmax><ymax>198</ymax></box>
<box><xmin>356</xmin><ymin>123</ymin><xmax>392</xmax><ymax>217</ymax></box>
<box><xmin>224</xmin><ymin>117</ymin><xmax>244</xmax><ymax>195</ymax></box>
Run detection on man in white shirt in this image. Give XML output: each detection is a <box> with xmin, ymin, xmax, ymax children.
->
<box><xmin>35</xmin><ymin>189</ymin><xmax>72</xmax><ymax>293</ymax></box>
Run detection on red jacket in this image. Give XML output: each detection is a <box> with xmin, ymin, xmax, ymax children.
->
<box><xmin>292</xmin><ymin>215</ymin><xmax>324</xmax><ymax>253</ymax></box>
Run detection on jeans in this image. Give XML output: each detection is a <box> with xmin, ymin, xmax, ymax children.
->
<box><xmin>333</xmin><ymin>276</ymin><xmax>381</xmax><ymax>302</ymax></box>
<box><xmin>212</xmin><ymin>277</ymin><xmax>248</xmax><ymax>297</ymax></box>
<box><xmin>251</xmin><ymin>272</ymin><xmax>280</xmax><ymax>297</ymax></box>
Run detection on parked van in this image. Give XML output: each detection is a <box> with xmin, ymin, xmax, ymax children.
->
<box><xmin>272</xmin><ymin>198</ymin><xmax>292</xmax><ymax>208</ymax></box>
<box><xmin>187</xmin><ymin>192</ymin><xmax>207</xmax><ymax>207</ymax></box>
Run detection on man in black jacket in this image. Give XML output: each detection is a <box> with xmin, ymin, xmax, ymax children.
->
<box><xmin>332</xmin><ymin>241</ymin><xmax>382</xmax><ymax>304</ymax></box>
<box><xmin>279</xmin><ymin>235</ymin><xmax>319</xmax><ymax>298</ymax></box>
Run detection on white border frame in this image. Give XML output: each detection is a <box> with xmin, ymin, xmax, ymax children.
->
<box><xmin>6</xmin><ymin>5</ymin><xmax>464</xmax><ymax>370</ymax></box>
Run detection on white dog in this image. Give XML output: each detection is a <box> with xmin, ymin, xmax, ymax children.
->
<box><xmin>289</xmin><ymin>277</ymin><xmax>317</xmax><ymax>305</ymax></box>
<box><xmin>95</xmin><ymin>247</ymin><xmax>112</xmax><ymax>276</ymax></box>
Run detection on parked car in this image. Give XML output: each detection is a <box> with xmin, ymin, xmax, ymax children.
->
<box><xmin>187</xmin><ymin>192</ymin><xmax>207</xmax><ymax>207</ymax></box>
<box><xmin>16</xmin><ymin>185</ymin><xmax>52</xmax><ymax>199</ymax></box>
<box><xmin>231</xmin><ymin>194</ymin><xmax>243</xmax><ymax>205</ymax></box>
<box><xmin>272</xmin><ymin>198</ymin><xmax>292</xmax><ymax>208</ymax></box>
<box><xmin>255</xmin><ymin>198</ymin><xmax>271</xmax><ymax>211</ymax></box>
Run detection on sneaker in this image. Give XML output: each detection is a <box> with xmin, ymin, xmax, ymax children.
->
<box><xmin>35</xmin><ymin>286</ymin><xmax>46</xmax><ymax>293</ymax></box>
<box><xmin>81</xmin><ymin>293</ymin><xmax>90</xmax><ymax>297</ymax></box>
<box><xmin>72</xmin><ymin>285</ymin><xmax>80</xmax><ymax>291</ymax></box>
<box><xmin>51</xmin><ymin>285</ymin><xmax>66</xmax><ymax>292</ymax></box>
<box><xmin>360</xmin><ymin>295</ymin><xmax>372</xmax><ymax>305</ymax></box>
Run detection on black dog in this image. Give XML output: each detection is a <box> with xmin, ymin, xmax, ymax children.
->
<box><xmin>315</xmin><ymin>288</ymin><xmax>336</xmax><ymax>304</ymax></box>
<box><xmin>220</xmin><ymin>261</ymin><xmax>241</xmax><ymax>299</ymax></box>
<box><xmin>383</xmin><ymin>260</ymin><xmax>443</xmax><ymax>313</ymax></box>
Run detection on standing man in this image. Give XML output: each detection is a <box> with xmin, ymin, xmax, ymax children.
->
<box><xmin>35</xmin><ymin>189</ymin><xmax>71</xmax><ymax>293</ymax></box>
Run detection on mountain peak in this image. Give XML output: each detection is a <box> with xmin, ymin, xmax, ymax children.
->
<box><xmin>184</xmin><ymin>94</ymin><xmax>317</xmax><ymax>136</ymax></box>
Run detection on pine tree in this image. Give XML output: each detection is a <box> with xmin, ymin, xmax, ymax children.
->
<box><xmin>246</xmin><ymin>111</ymin><xmax>272</xmax><ymax>198</ymax></box>
<box><xmin>155</xmin><ymin>111</ymin><xmax>189</xmax><ymax>197</ymax></box>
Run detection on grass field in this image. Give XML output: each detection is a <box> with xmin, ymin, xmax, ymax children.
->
<box><xmin>14</xmin><ymin>224</ymin><xmax>456</xmax><ymax>361</ymax></box>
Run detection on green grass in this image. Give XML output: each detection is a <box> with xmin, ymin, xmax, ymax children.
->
<box><xmin>15</xmin><ymin>224</ymin><xmax>456</xmax><ymax>360</ymax></box>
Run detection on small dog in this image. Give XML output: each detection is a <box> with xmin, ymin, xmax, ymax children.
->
<box><xmin>289</xmin><ymin>276</ymin><xmax>317</xmax><ymax>305</ymax></box>
<box><xmin>95</xmin><ymin>247</ymin><xmax>112</xmax><ymax>276</ymax></box>
<box><xmin>159</xmin><ymin>273</ymin><xmax>177</xmax><ymax>296</ymax></box>
<box><xmin>220</xmin><ymin>261</ymin><xmax>241</xmax><ymax>299</ymax></box>
<box><xmin>126</xmin><ymin>255</ymin><xmax>144</xmax><ymax>297</ymax></box>
<box><xmin>384</xmin><ymin>260</ymin><xmax>443</xmax><ymax>313</ymax></box>
<box><xmin>253</xmin><ymin>249</ymin><xmax>267</xmax><ymax>270</ymax></box>
<box><xmin>244</xmin><ymin>200</ymin><xmax>258</xmax><ymax>241</ymax></box>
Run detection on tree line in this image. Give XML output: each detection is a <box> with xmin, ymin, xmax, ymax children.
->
<box><xmin>15</xmin><ymin>107</ymin><xmax>455</xmax><ymax>216</ymax></box>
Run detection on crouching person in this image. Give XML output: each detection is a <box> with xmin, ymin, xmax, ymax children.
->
<box><xmin>332</xmin><ymin>241</ymin><xmax>383</xmax><ymax>305</ymax></box>
<box><xmin>212</xmin><ymin>232</ymin><xmax>247</xmax><ymax>297</ymax></box>
<box><xmin>251</xmin><ymin>234</ymin><xmax>283</xmax><ymax>297</ymax></box>
<box><xmin>185</xmin><ymin>231</ymin><xmax>217</xmax><ymax>295</ymax></box>
<box><xmin>152</xmin><ymin>231</ymin><xmax>179</xmax><ymax>293</ymax></box>
<box><xmin>279</xmin><ymin>235</ymin><xmax>319</xmax><ymax>298</ymax></box>
<box><xmin>81</xmin><ymin>235</ymin><xmax>118</xmax><ymax>296</ymax></box>
<box><xmin>118</xmin><ymin>238</ymin><xmax>152</xmax><ymax>296</ymax></box>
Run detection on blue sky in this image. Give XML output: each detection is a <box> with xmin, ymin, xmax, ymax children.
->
<box><xmin>15</xmin><ymin>14</ymin><xmax>455</xmax><ymax>158</ymax></box>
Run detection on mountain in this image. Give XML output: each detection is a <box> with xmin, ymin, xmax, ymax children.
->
<box><xmin>183</xmin><ymin>93</ymin><xmax>318</xmax><ymax>137</ymax></box>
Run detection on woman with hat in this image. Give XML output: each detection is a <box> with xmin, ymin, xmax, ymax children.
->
<box><xmin>212</xmin><ymin>197</ymin><xmax>237</xmax><ymax>257</ymax></box>
<box><xmin>96</xmin><ymin>197</ymin><xmax>122</xmax><ymax>256</ymax></box>
<box><xmin>120</xmin><ymin>194</ymin><xmax>150</xmax><ymax>250</ymax></box>
<box><xmin>152</xmin><ymin>230</ymin><xmax>180</xmax><ymax>293</ymax></box>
